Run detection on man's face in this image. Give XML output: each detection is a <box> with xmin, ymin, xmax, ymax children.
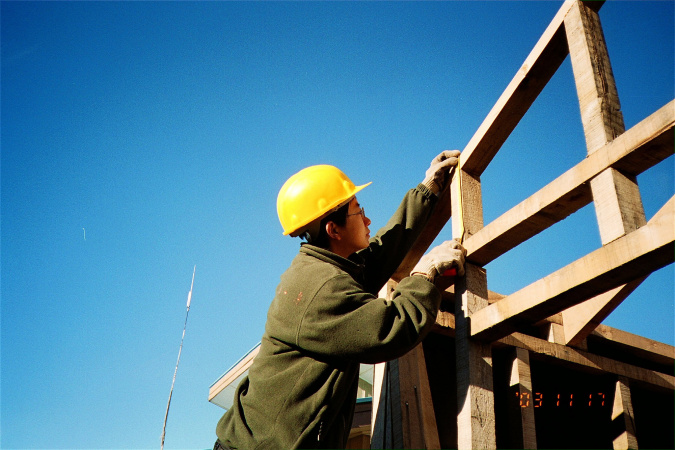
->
<box><xmin>339</xmin><ymin>197</ymin><xmax>371</xmax><ymax>255</ymax></box>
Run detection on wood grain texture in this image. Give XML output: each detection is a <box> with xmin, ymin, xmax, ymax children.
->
<box><xmin>470</xmin><ymin>197</ymin><xmax>674</xmax><ymax>341</ymax></box>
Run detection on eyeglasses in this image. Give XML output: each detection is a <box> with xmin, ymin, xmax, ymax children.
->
<box><xmin>347</xmin><ymin>207</ymin><xmax>365</xmax><ymax>218</ymax></box>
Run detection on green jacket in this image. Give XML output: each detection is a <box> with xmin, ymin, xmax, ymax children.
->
<box><xmin>216</xmin><ymin>184</ymin><xmax>442</xmax><ymax>449</ymax></box>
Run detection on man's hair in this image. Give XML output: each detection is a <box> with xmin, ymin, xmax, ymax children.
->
<box><xmin>306</xmin><ymin>201</ymin><xmax>350</xmax><ymax>249</ymax></box>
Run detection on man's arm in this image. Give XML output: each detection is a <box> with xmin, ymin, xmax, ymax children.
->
<box><xmin>358</xmin><ymin>150</ymin><xmax>460</xmax><ymax>293</ymax></box>
<box><xmin>296</xmin><ymin>273</ymin><xmax>441</xmax><ymax>364</ymax></box>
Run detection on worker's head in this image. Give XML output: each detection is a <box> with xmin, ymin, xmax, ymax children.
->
<box><xmin>312</xmin><ymin>197</ymin><xmax>371</xmax><ymax>256</ymax></box>
<box><xmin>277</xmin><ymin>165</ymin><xmax>372</xmax><ymax>254</ymax></box>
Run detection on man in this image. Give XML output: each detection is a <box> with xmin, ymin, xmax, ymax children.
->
<box><xmin>215</xmin><ymin>151</ymin><xmax>466</xmax><ymax>449</ymax></box>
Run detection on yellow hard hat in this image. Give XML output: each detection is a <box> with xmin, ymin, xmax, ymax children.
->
<box><xmin>277</xmin><ymin>165</ymin><xmax>371</xmax><ymax>236</ymax></box>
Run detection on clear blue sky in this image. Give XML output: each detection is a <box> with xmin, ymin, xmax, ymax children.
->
<box><xmin>2</xmin><ymin>1</ymin><xmax>672</xmax><ymax>448</ymax></box>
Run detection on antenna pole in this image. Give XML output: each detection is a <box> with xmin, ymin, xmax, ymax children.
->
<box><xmin>161</xmin><ymin>265</ymin><xmax>196</xmax><ymax>450</ymax></box>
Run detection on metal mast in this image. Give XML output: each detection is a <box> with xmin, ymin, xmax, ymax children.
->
<box><xmin>161</xmin><ymin>265</ymin><xmax>196</xmax><ymax>450</ymax></box>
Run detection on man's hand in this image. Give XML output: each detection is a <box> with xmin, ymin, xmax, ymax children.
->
<box><xmin>422</xmin><ymin>150</ymin><xmax>460</xmax><ymax>195</ymax></box>
<box><xmin>410</xmin><ymin>239</ymin><xmax>467</xmax><ymax>282</ymax></box>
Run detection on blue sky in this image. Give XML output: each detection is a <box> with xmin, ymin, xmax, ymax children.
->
<box><xmin>1</xmin><ymin>1</ymin><xmax>672</xmax><ymax>448</ymax></box>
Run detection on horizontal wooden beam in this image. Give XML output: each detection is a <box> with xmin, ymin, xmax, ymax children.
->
<box><xmin>432</xmin><ymin>311</ymin><xmax>675</xmax><ymax>378</ymax></box>
<box><xmin>470</xmin><ymin>196</ymin><xmax>674</xmax><ymax>342</ymax></box>
<box><xmin>465</xmin><ymin>100</ymin><xmax>674</xmax><ymax>266</ymax></box>
<box><xmin>499</xmin><ymin>332</ymin><xmax>675</xmax><ymax>390</ymax></box>
<box><xmin>433</xmin><ymin>310</ymin><xmax>674</xmax><ymax>372</ymax></box>
<box><xmin>460</xmin><ymin>0</ymin><xmax>606</xmax><ymax>176</ymax></box>
<box><xmin>590</xmin><ymin>324</ymin><xmax>675</xmax><ymax>368</ymax></box>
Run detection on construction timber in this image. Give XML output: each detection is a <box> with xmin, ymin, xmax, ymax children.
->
<box><xmin>370</xmin><ymin>1</ymin><xmax>674</xmax><ymax>449</ymax></box>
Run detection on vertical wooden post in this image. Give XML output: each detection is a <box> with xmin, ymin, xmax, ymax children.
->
<box><xmin>371</xmin><ymin>282</ymin><xmax>403</xmax><ymax>449</ymax></box>
<box><xmin>509</xmin><ymin>348</ymin><xmax>537</xmax><ymax>449</ymax></box>
<box><xmin>371</xmin><ymin>361</ymin><xmax>386</xmax><ymax>446</ymax></box>
<box><xmin>372</xmin><ymin>358</ymin><xmax>405</xmax><ymax>449</ymax></box>
<box><xmin>612</xmin><ymin>377</ymin><xmax>638</xmax><ymax>450</ymax></box>
<box><xmin>545</xmin><ymin>322</ymin><xmax>566</xmax><ymax>345</ymax></box>
<box><xmin>371</xmin><ymin>281</ymin><xmax>398</xmax><ymax>431</ymax></box>
<box><xmin>398</xmin><ymin>344</ymin><xmax>441</xmax><ymax>449</ymax></box>
<box><xmin>452</xmin><ymin>169</ymin><xmax>496</xmax><ymax>450</ymax></box>
<box><xmin>566</xmin><ymin>1</ymin><xmax>623</xmax><ymax>153</ymax></box>
<box><xmin>371</xmin><ymin>281</ymin><xmax>440</xmax><ymax>449</ymax></box>
<box><xmin>565</xmin><ymin>0</ymin><xmax>646</xmax><ymax>245</ymax></box>
<box><xmin>561</xmin><ymin>0</ymin><xmax>647</xmax><ymax>345</ymax></box>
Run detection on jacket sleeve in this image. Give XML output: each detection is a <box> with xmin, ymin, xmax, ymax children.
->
<box><xmin>294</xmin><ymin>273</ymin><xmax>441</xmax><ymax>364</ymax></box>
<box><xmin>357</xmin><ymin>184</ymin><xmax>437</xmax><ymax>294</ymax></box>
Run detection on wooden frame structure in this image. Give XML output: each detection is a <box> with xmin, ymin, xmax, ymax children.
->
<box><xmin>372</xmin><ymin>1</ymin><xmax>674</xmax><ymax>448</ymax></box>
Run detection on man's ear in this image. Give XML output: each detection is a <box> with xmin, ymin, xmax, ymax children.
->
<box><xmin>325</xmin><ymin>221</ymin><xmax>340</xmax><ymax>240</ymax></box>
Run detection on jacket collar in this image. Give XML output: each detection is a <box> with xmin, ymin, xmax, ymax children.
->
<box><xmin>299</xmin><ymin>243</ymin><xmax>366</xmax><ymax>278</ymax></box>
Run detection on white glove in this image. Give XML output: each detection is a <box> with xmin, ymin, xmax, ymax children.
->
<box><xmin>411</xmin><ymin>239</ymin><xmax>467</xmax><ymax>281</ymax></box>
<box><xmin>422</xmin><ymin>150</ymin><xmax>461</xmax><ymax>195</ymax></box>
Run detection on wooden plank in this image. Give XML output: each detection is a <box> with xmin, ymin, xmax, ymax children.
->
<box><xmin>385</xmin><ymin>360</ymin><xmax>405</xmax><ymax>449</ymax></box>
<box><xmin>612</xmin><ymin>377</ymin><xmax>639</xmax><ymax>450</ymax></box>
<box><xmin>370</xmin><ymin>286</ymin><xmax>388</xmax><ymax>447</ymax></box>
<box><xmin>371</xmin><ymin>282</ymin><xmax>406</xmax><ymax>449</ymax></box>
<box><xmin>566</xmin><ymin>0</ymin><xmax>625</xmax><ymax>154</ymax></box>
<box><xmin>455</xmin><ymin>263</ymin><xmax>496</xmax><ymax>450</ymax></box>
<box><xmin>460</xmin><ymin>0</ymin><xmax>604</xmax><ymax>176</ymax></box>
<box><xmin>433</xmin><ymin>311</ymin><xmax>456</xmax><ymax>336</ymax></box>
<box><xmin>566</xmin><ymin>177</ymin><xmax>649</xmax><ymax>343</ymax></box>
<box><xmin>370</xmin><ymin>362</ymin><xmax>386</xmax><ymax>448</ymax></box>
<box><xmin>372</xmin><ymin>282</ymin><xmax>440</xmax><ymax>449</ymax></box>
<box><xmin>437</xmin><ymin>313</ymin><xmax>675</xmax><ymax>369</ymax></box>
<box><xmin>590</xmin><ymin>168</ymin><xmax>646</xmax><ymax>244</ymax></box>
<box><xmin>564</xmin><ymin>0</ymin><xmax>650</xmax><ymax>345</ymax></box>
<box><xmin>464</xmin><ymin>101</ymin><xmax>674</xmax><ymax>265</ymax></box>
<box><xmin>562</xmin><ymin>277</ymin><xmax>645</xmax><ymax>346</ymax></box>
<box><xmin>452</xmin><ymin>168</ymin><xmax>484</xmax><ymax>243</ymax></box>
<box><xmin>397</xmin><ymin>344</ymin><xmax>441</xmax><ymax>449</ymax></box>
<box><xmin>499</xmin><ymin>332</ymin><xmax>675</xmax><ymax>390</ymax></box>
<box><xmin>590</xmin><ymin>324</ymin><xmax>675</xmax><ymax>368</ymax></box>
<box><xmin>509</xmin><ymin>348</ymin><xmax>537</xmax><ymax>449</ymax></box>
<box><xmin>449</xmin><ymin>163</ymin><xmax>496</xmax><ymax>449</ymax></box>
<box><xmin>372</xmin><ymin>360</ymin><xmax>404</xmax><ymax>449</ymax></box>
<box><xmin>421</xmin><ymin>333</ymin><xmax>458</xmax><ymax>448</ymax></box>
<box><xmin>545</xmin><ymin>322</ymin><xmax>566</xmax><ymax>345</ymax></box>
<box><xmin>470</xmin><ymin>196</ymin><xmax>675</xmax><ymax>341</ymax></box>
<box><xmin>371</xmin><ymin>282</ymin><xmax>403</xmax><ymax>449</ymax></box>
